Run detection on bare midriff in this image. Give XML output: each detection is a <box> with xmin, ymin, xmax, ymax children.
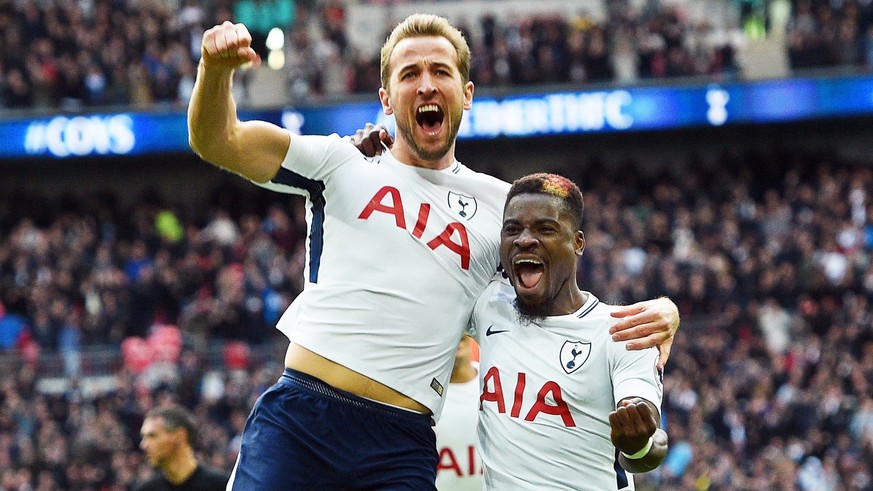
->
<box><xmin>284</xmin><ymin>342</ymin><xmax>430</xmax><ymax>414</ymax></box>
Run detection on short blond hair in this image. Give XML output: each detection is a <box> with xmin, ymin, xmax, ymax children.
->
<box><xmin>380</xmin><ymin>14</ymin><xmax>471</xmax><ymax>91</ymax></box>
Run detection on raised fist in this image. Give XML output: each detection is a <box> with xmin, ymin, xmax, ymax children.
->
<box><xmin>201</xmin><ymin>21</ymin><xmax>261</xmax><ymax>69</ymax></box>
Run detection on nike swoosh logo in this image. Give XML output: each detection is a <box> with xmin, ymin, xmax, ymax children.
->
<box><xmin>486</xmin><ymin>324</ymin><xmax>509</xmax><ymax>336</ymax></box>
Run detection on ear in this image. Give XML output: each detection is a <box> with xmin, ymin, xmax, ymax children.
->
<box><xmin>379</xmin><ymin>88</ymin><xmax>393</xmax><ymax>116</ymax></box>
<box><xmin>463</xmin><ymin>81</ymin><xmax>474</xmax><ymax>110</ymax></box>
<box><xmin>171</xmin><ymin>426</ymin><xmax>190</xmax><ymax>445</ymax></box>
<box><xmin>575</xmin><ymin>231</ymin><xmax>585</xmax><ymax>256</ymax></box>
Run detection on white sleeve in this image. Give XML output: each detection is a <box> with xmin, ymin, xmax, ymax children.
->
<box><xmin>253</xmin><ymin>133</ymin><xmax>360</xmax><ymax>194</ymax></box>
<box><xmin>611</xmin><ymin>344</ymin><xmax>663</xmax><ymax>410</ymax></box>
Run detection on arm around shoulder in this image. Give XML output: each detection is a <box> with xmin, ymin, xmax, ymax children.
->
<box><xmin>609</xmin><ymin>296</ymin><xmax>679</xmax><ymax>369</ymax></box>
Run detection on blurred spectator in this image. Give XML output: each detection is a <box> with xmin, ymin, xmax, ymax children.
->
<box><xmin>0</xmin><ymin>302</ymin><xmax>28</xmax><ymax>351</ymax></box>
<box><xmin>133</xmin><ymin>403</ymin><xmax>229</xmax><ymax>490</ymax></box>
<box><xmin>434</xmin><ymin>336</ymin><xmax>481</xmax><ymax>490</ymax></box>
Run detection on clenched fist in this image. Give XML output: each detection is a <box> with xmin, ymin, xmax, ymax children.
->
<box><xmin>609</xmin><ymin>397</ymin><xmax>658</xmax><ymax>455</ymax></box>
<box><xmin>201</xmin><ymin>21</ymin><xmax>261</xmax><ymax>69</ymax></box>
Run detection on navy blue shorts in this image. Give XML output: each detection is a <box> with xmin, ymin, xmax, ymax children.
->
<box><xmin>228</xmin><ymin>368</ymin><xmax>438</xmax><ymax>490</ymax></box>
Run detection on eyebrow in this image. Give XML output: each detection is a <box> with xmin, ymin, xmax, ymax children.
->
<box><xmin>396</xmin><ymin>60</ymin><xmax>454</xmax><ymax>75</ymax></box>
<box><xmin>502</xmin><ymin>217</ymin><xmax>561</xmax><ymax>226</ymax></box>
<box><xmin>427</xmin><ymin>61</ymin><xmax>454</xmax><ymax>71</ymax></box>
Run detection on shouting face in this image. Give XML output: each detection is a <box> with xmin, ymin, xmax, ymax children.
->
<box><xmin>500</xmin><ymin>193</ymin><xmax>585</xmax><ymax>318</ymax></box>
<box><xmin>379</xmin><ymin>35</ymin><xmax>473</xmax><ymax>169</ymax></box>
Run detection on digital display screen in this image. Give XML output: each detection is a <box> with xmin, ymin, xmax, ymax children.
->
<box><xmin>1</xmin><ymin>75</ymin><xmax>871</xmax><ymax>159</ymax></box>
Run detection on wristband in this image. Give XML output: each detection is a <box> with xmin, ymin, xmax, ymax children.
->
<box><xmin>621</xmin><ymin>436</ymin><xmax>654</xmax><ymax>460</ymax></box>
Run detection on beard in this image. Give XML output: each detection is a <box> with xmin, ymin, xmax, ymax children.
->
<box><xmin>513</xmin><ymin>298</ymin><xmax>553</xmax><ymax>326</ymax></box>
<box><xmin>395</xmin><ymin>111</ymin><xmax>462</xmax><ymax>161</ymax></box>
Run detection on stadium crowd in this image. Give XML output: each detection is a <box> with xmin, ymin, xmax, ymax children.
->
<box><xmin>1</xmin><ymin>0</ymin><xmax>873</xmax><ymax>110</ymax></box>
<box><xmin>0</xmin><ymin>147</ymin><xmax>872</xmax><ymax>488</ymax></box>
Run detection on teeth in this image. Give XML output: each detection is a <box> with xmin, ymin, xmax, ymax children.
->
<box><xmin>418</xmin><ymin>104</ymin><xmax>439</xmax><ymax>113</ymax></box>
<box><xmin>515</xmin><ymin>259</ymin><xmax>542</xmax><ymax>266</ymax></box>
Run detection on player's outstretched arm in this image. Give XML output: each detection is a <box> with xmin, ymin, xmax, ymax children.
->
<box><xmin>609</xmin><ymin>398</ymin><xmax>668</xmax><ymax>474</ymax></box>
<box><xmin>188</xmin><ymin>21</ymin><xmax>290</xmax><ymax>183</ymax></box>
<box><xmin>609</xmin><ymin>297</ymin><xmax>679</xmax><ymax>370</ymax></box>
<box><xmin>348</xmin><ymin>123</ymin><xmax>395</xmax><ymax>157</ymax></box>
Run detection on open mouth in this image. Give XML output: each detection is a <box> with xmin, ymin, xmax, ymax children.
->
<box><xmin>416</xmin><ymin>104</ymin><xmax>444</xmax><ymax>134</ymax></box>
<box><xmin>514</xmin><ymin>259</ymin><xmax>544</xmax><ymax>289</ymax></box>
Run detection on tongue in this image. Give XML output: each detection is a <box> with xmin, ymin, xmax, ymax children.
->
<box><xmin>518</xmin><ymin>264</ymin><xmax>543</xmax><ymax>289</ymax></box>
<box><xmin>421</xmin><ymin>120</ymin><xmax>442</xmax><ymax>133</ymax></box>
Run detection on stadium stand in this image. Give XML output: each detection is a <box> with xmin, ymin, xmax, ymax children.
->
<box><xmin>1</xmin><ymin>147</ymin><xmax>872</xmax><ymax>488</ymax></box>
<box><xmin>1</xmin><ymin>0</ymin><xmax>871</xmax><ymax>109</ymax></box>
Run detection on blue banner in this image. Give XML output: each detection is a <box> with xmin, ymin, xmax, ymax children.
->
<box><xmin>2</xmin><ymin>75</ymin><xmax>872</xmax><ymax>159</ymax></box>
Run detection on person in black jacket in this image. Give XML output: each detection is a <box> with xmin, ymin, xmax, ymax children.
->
<box><xmin>134</xmin><ymin>404</ymin><xmax>229</xmax><ymax>491</ymax></box>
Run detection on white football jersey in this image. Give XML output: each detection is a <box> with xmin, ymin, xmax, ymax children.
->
<box><xmin>470</xmin><ymin>281</ymin><xmax>663</xmax><ymax>490</ymax></box>
<box><xmin>434</xmin><ymin>364</ymin><xmax>483</xmax><ymax>491</ymax></box>
<box><xmin>257</xmin><ymin>134</ymin><xmax>509</xmax><ymax>418</ymax></box>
